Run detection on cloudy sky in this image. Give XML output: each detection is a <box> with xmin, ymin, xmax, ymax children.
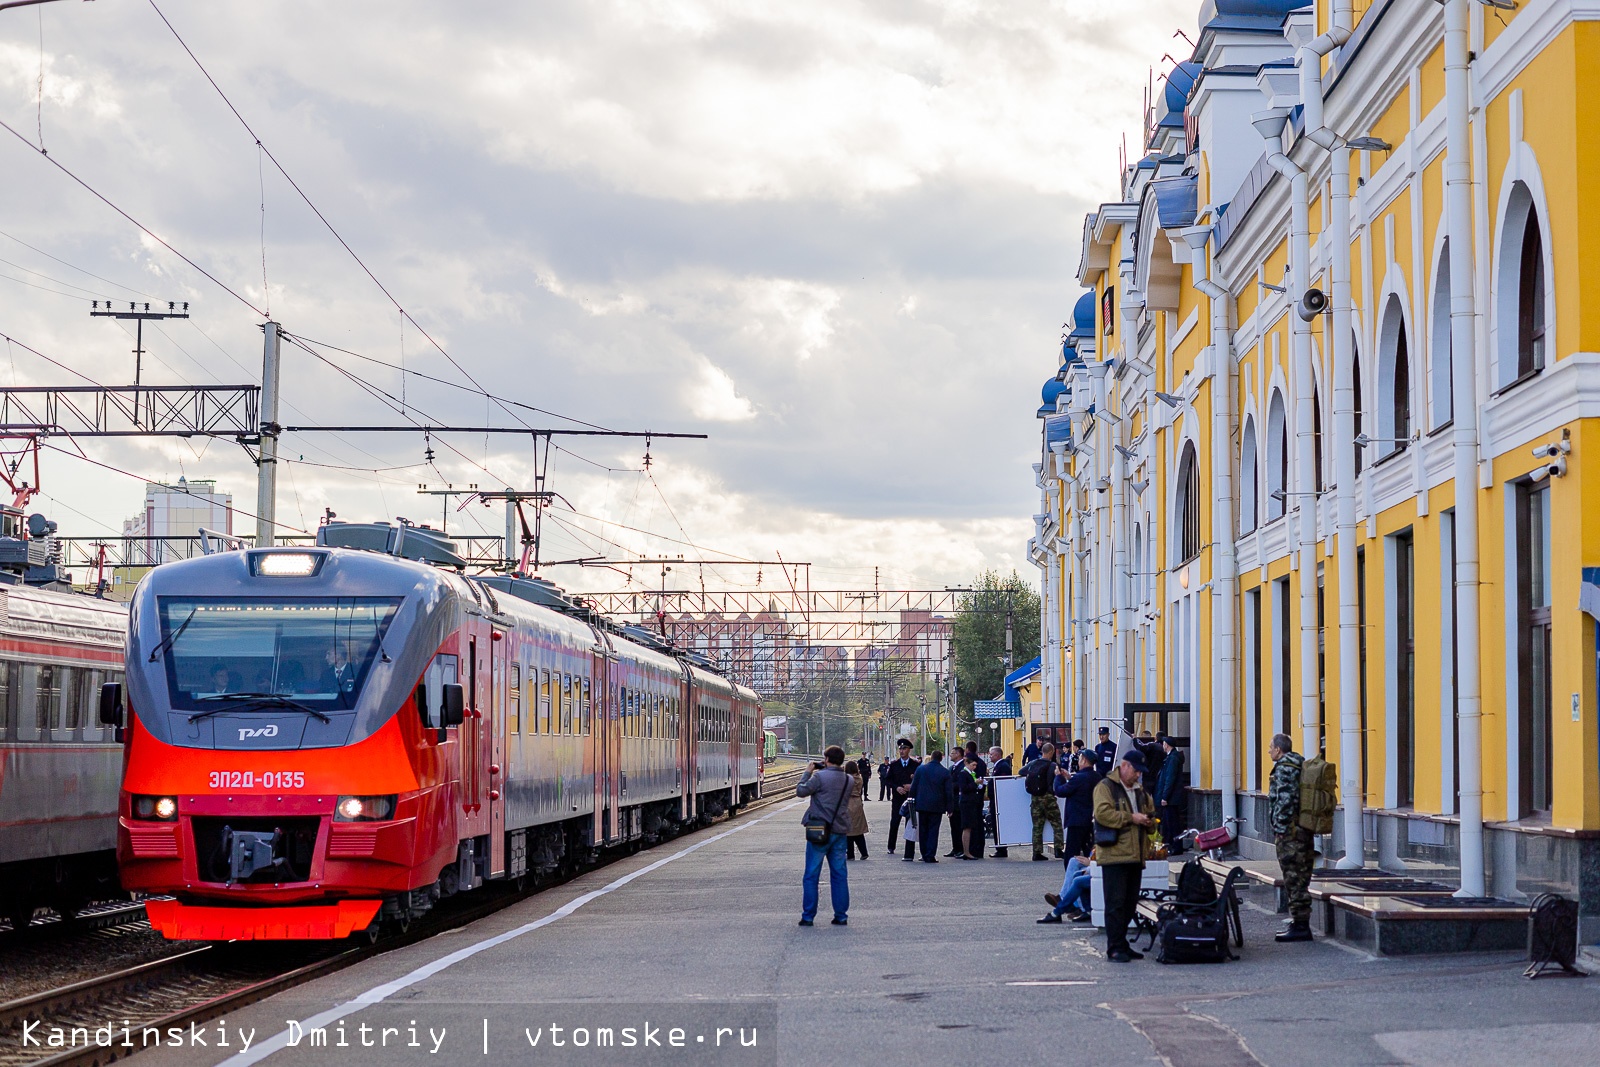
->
<box><xmin>0</xmin><ymin>0</ymin><xmax>1195</xmax><ymax>594</ymax></box>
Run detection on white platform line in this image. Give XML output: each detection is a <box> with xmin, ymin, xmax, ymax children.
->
<box><xmin>215</xmin><ymin>801</ymin><xmax>803</xmax><ymax>1067</ymax></box>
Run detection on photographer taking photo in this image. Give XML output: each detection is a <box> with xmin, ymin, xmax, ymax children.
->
<box><xmin>796</xmin><ymin>746</ymin><xmax>853</xmax><ymax>927</ymax></box>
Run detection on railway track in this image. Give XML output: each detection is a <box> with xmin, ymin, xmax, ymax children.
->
<box><xmin>1</xmin><ymin>904</ymin><xmax>148</xmax><ymax>939</ymax></box>
<box><xmin>0</xmin><ymin>783</ymin><xmax>801</xmax><ymax>1067</ymax></box>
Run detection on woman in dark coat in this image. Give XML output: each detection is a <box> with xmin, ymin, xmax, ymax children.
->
<box><xmin>954</xmin><ymin>756</ymin><xmax>986</xmax><ymax>860</ymax></box>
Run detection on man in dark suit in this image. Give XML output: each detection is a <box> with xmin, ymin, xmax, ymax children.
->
<box><xmin>883</xmin><ymin>739</ymin><xmax>919</xmax><ymax>857</ymax></box>
<box><xmin>1154</xmin><ymin>736</ymin><xmax>1187</xmax><ymax>853</ymax></box>
<box><xmin>910</xmin><ymin>751</ymin><xmax>953</xmax><ymax>862</ymax></box>
<box><xmin>987</xmin><ymin>746</ymin><xmax>1012</xmax><ymax>857</ymax></box>
<box><xmin>858</xmin><ymin>753</ymin><xmax>873</xmax><ymax>801</ymax></box>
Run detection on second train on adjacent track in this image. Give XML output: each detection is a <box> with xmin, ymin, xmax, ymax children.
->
<box><xmin>111</xmin><ymin>524</ymin><xmax>763</xmax><ymax>941</ymax></box>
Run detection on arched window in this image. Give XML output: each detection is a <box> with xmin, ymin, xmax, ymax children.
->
<box><xmin>1352</xmin><ymin>348</ymin><xmax>1365</xmax><ymax>475</ymax></box>
<box><xmin>1518</xmin><ymin>211</ymin><xmax>1546</xmax><ymax>377</ymax></box>
<box><xmin>1266</xmin><ymin>391</ymin><xmax>1288</xmax><ymax>521</ymax></box>
<box><xmin>1431</xmin><ymin>241</ymin><xmax>1453</xmax><ymax>428</ymax></box>
<box><xmin>1378</xmin><ymin>295</ymin><xmax>1411</xmax><ymax>458</ymax></box>
<box><xmin>1240</xmin><ymin>417</ymin><xmax>1258</xmax><ymax>535</ymax></box>
<box><xmin>1176</xmin><ymin>443</ymin><xmax>1200</xmax><ymax>564</ymax></box>
<box><xmin>1496</xmin><ymin>182</ymin><xmax>1548</xmax><ymax>387</ymax></box>
<box><xmin>1312</xmin><ymin>386</ymin><xmax>1324</xmax><ymax>492</ymax></box>
<box><xmin>1132</xmin><ymin>525</ymin><xmax>1144</xmax><ymax>603</ymax></box>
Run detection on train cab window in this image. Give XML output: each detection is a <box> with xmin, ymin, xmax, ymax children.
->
<box><xmin>509</xmin><ymin>664</ymin><xmax>522</xmax><ymax>734</ymax></box>
<box><xmin>155</xmin><ymin>596</ymin><xmax>401</xmax><ymax>711</ymax></box>
<box><xmin>539</xmin><ymin>669</ymin><xmax>552</xmax><ymax>733</ymax></box>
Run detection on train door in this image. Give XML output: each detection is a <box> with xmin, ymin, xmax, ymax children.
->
<box><xmin>589</xmin><ymin>636</ymin><xmax>621</xmax><ymax>847</ymax></box>
<box><xmin>678</xmin><ymin>672</ymin><xmax>693</xmax><ymax>822</ymax></box>
<box><xmin>460</xmin><ymin>626</ymin><xmax>490</xmax><ymax>839</ymax></box>
<box><xmin>488</xmin><ymin>628</ymin><xmax>507</xmax><ymax>878</ymax></box>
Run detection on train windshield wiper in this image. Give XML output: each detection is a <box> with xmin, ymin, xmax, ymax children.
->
<box><xmin>148</xmin><ymin>607</ymin><xmax>198</xmax><ymax>662</ymax></box>
<box><xmin>188</xmin><ymin>693</ymin><xmax>332</xmax><ymax>723</ymax></box>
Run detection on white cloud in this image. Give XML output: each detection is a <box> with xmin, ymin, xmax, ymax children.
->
<box><xmin>685</xmin><ymin>358</ymin><xmax>755</xmax><ymax>422</ymax></box>
<box><xmin>0</xmin><ymin>0</ymin><xmax>1201</xmax><ymax>589</ymax></box>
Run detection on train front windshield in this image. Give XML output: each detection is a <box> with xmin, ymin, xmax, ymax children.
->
<box><xmin>156</xmin><ymin>597</ymin><xmax>401</xmax><ymax>711</ymax></box>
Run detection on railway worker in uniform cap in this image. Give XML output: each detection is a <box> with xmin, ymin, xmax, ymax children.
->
<box><xmin>796</xmin><ymin>746</ymin><xmax>853</xmax><ymax>926</ymax></box>
<box><xmin>883</xmin><ymin>738</ymin><xmax>919</xmax><ymax>857</ymax></box>
<box><xmin>1094</xmin><ymin>727</ymin><xmax>1118</xmax><ymax>778</ymax></box>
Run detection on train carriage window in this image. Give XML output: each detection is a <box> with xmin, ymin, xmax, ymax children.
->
<box><xmin>35</xmin><ymin>664</ymin><xmax>61</xmax><ymax>736</ymax></box>
<box><xmin>580</xmin><ymin>679</ymin><xmax>591</xmax><ymax>734</ymax></box>
<box><xmin>0</xmin><ymin>660</ymin><xmax>14</xmax><ymax>740</ymax></box>
<box><xmin>523</xmin><ymin>668</ymin><xmax>536</xmax><ymax>733</ymax></box>
<box><xmin>55</xmin><ymin>666</ymin><xmax>80</xmax><ymax>732</ymax></box>
<box><xmin>75</xmin><ymin>669</ymin><xmax>100</xmax><ymax>736</ymax></box>
<box><xmin>539</xmin><ymin>669</ymin><xmax>552</xmax><ymax>733</ymax></box>
<box><xmin>509</xmin><ymin>664</ymin><xmax>522</xmax><ymax>734</ymax></box>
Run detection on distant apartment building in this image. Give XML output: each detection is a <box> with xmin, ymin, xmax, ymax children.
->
<box><xmin>122</xmin><ymin>477</ymin><xmax>233</xmax><ymax>564</ymax></box>
<box><xmin>666</xmin><ymin>608</ymin><xmax>798</xmax><ymax>691</ymax></box>
<box><xmin>893</xmin><ymin>609</ymin><xmax>951</xmax><ymax>675</ymax></box>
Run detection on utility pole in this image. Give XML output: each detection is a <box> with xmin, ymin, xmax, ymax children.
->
<box><xmin>255</xmin><ymin>322</ymin><xmax>281</xmax><ymax>548</ymax></box>
<box><xmin>1005</xmin><ymin>589</ymin><xmax>1015</xmax><ymax>671</ymax></box>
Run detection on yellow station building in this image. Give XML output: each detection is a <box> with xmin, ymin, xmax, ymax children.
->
<box><xmin>1029</xmin><ymin>0</ymin><xmax>1600</xmax><ymax>937</ymax></box>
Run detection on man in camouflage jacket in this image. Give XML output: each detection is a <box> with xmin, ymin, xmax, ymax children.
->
<box><xmin>1268</xmin><ymin>733</ymin><xmax>1314</xmax><ymax>942</ymax></box>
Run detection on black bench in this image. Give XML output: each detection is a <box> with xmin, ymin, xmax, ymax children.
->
<box><xmin>1133</xmin><ymin>860</ymin><xmax>1244</xmax><ymax>951</ymax></box>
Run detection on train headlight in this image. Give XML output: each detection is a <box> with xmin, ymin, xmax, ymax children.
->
<box><xmin>249</xmin><ymin>551</ymin><xmax>325</xmax><ymax>577</ymax></box>
<box><xmin>335</xmin><ymin>794</ymin><xmax>396</xmax><ymax>822</ymax></box>
<box><xmin>133</xmin><ymin>795</ymin><xmax>179</xmax><ymax>821</ymax></box>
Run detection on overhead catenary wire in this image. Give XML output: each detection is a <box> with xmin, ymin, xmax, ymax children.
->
<box><xmin>146</xmin><ymin>0</ymin><xmax>542</xmax><ymax>435</ymax></box>
<box><xmin>37</xmin><ymin>439</ymin><xmax>310</xmax><ymax>535</ymax></box>
<box><xmin>0</xmin><ymin>116</ymin><xmax>266</xmax><ymax>317</ymax></box>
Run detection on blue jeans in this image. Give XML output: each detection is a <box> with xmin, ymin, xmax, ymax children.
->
<box><xmin>1053</xmin><ymin>857</ymin><xmax>1092</xmax><ymax>917</ymax></box>
<box><xmin>802</xmin><ymin>832</ymin><xmax>850</xmax><ymax>921</ymax></box>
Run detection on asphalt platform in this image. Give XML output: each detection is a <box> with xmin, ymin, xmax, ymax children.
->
<box><xmin>45</xmin><ymin>793</ymin><xmax>1600</xmax><ymax>1066</ymax></box>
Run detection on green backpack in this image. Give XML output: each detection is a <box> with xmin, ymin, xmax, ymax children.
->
<box><xmin>1298</xmin><ymin>755</ymin><xmax>1338</xmax><ymax>835</ymax></box>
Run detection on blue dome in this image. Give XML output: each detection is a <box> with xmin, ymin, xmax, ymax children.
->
<box><xmin>1164</xmin><ymin>61</ymin><xmax>1201</xmax><ymax>115</ymax></box>
<box><xmin>1041</xmin><ymin>377</ymin><xmax>1068</xmax><ymax>407</ymax></box>
<box><xmin>1068</xmin><ymin>291</ymin><xmax>1095</xmax><ymax>341</ymax></box>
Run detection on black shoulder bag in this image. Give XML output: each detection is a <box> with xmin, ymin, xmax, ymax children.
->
<box><xmin>1094</xmin><ymin>785</ymin><xmax>1132</xmax><ymax>846</ymax></box>
<box><xmin>804</xmin><ymin>774</ymin><xmax>849</xmax><ymax>847</ymax></box>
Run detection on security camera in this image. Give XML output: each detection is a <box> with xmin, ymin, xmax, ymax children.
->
<box><xmin>1531</xmin><ymin>456</ymin><xmax>1567</xmax><ymax>481</ymax></box>
<box><xmin>1531</xmin><ymin>440</ymin><xmax>1571</xmax><ymax>459</ymax></box>
<box><xmin>1297</xmin><ymin>288</ymin><xmax>1329</xmax><ymax>322</ymax></box>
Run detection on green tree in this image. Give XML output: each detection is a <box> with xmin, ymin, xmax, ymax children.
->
<box><xmin>951</xmin><ymin>570</ymin><xmax>1041</xmax><ymax>739</ymax></box>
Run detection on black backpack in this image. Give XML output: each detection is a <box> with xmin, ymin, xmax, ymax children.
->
<box><xmin>1175</xmin><ymin>858</ymin><xmax>1217</xmax><ymax>906</ymax></box>
<box><xmin>1024</xmin><ymin>759</ymin><xmax>1053</xmax><ymax>796</ymax></box>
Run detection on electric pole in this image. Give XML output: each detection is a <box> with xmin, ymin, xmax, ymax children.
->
<box><xmin>255</xmin><ymin>322</ymin><xmax>281</xmax><ymax>548</ymax></box>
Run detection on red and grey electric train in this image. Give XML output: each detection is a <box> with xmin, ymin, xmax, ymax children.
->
<box><xmin>110</xmin><ymin>524</ymin><xmax>764</xmax><ymax>941</ymax></box>
<box><xmin>0</xmin><ymin>581</ymin><xmax>127</xmax><ymax>929</ymax></box>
